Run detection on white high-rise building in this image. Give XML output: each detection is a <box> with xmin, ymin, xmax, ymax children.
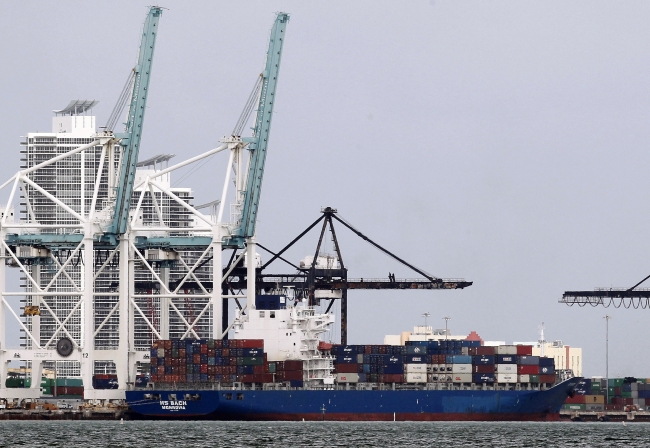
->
<box><xmin>18</xmin><ymin>101</ymin><xmax>211</xmax><ymax>378</ymax></box>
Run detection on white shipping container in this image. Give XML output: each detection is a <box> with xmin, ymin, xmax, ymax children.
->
<box><xmin>452</xmin><ymin>373</ymin><xmax>472</xmax><ymax>383</ymax></box>
<box><xmin>496</xmin><ymin>345</ymin><xmax>517</xmax><ymax>355</ymax></box>
<box><xmin>406</xmin><ymin>372</ymin><xmax>427</xmax><ymax>383</ymax></box>
<box><xmin>632</xmin><ymin>383</ymin><xmax>639</xmax><ymax>391</ymax></box>
<box><xmin>336</xmin><ymin>373</ymin><xmax>359</xmax><ymax>383</ymax></box>
<box><xmin>496</xmin><ymin>364</ymin><xmax>517</xmax><ymax>374</ymax></box>
<box><xmin>518</xmin><ymin>374</ymin><xmax>530</xmax><ymax>383</ymax></box>
<box><xmin>632</xmin><ymin>391</ymin><xmax>639</xmax><ymax>399</ymax></box>
<box><xmin>356</xmin><ymin>354</ymin><xmax>364</xmax><ymax>364</ymax></box>
<box><xmin>451</xmin><ymin>364</ymin><xmax>472</xmax><ymax>374</ymax></box>
<box><xmin>405</xmin><ymin>364</ymin><xmax>427</xmax><ymax>373</ymax></box>
<box><xmin>496</xmin><ymin>373</ymin><xmax>517</xmax><ymax>383</ymax></box>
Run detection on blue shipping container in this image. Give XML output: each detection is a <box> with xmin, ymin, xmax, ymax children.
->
<box><xmin>473</xmin><ymin>373</ymin><xmax>495</xmax><ymax>383</ymax></box>
<box><xmin>473</xmin><ymin>355</ymin><xmax>495</xmax><ymax>365</ymax></box>
<box><xmin>381</xmin><ymin>364</ymin><xmax>404</xmax><ymax>374</ymax></box>
<box><xmin>337</xmin><ymin>355</ymin><xmax>356</xmax><ymax>364</ymax></box>
<box><xmin>539</xmin><ymin>357</ymin><xmax>554</xmax><ymax>367</ymax></box>
<box><xmin>497</xmin><ymin>355</ymin><xmax>517</xmax><ymax>364</ymax></box>
<box><xmin>405</xmin><ymin>355</ymin><xmax>427</xmax><ymax>364</ymax></box>
<box><xmin>518</xmin><ymin>356</ymin><xmax>540</xmax><ymax>366</ymax></box>
<box><xmin>406</xmin><ymin>346</ymin><xmax>427</xmax><ymax>355</ymax></box>
<box><xmin>447</xmin><ymin>355</ymin><xmax>472</xmax><ymax>364</ymax></box>
<box><xmin>539</xmin><ymin>366</ymin><xmax>555</xmax><ymax>375</ymax></box>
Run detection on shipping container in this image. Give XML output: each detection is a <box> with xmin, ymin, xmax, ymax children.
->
<box><xmin>496</xmin><ymin>355</ymin><xmax>517</xmax><ymax>364</ymax></box>
<box><xmin>405</xmin><ymin>355</ymin><xmax>427</xmax><ymax>364</ymax></box>
<box><xmin>472</xmin><ymin>365</ymin><xmax>494</xmax><ymax>374</ymax></box>
<box><xmin>336</xmin><ymin>373</ymin><xmax>359</xmax><ymax>383</ymax></box>
<box><xmin>517</xmin><ymin>375</ymin><xmax>529</xmax><ymax>383</ymax></box>
<box><xmin>496</xmin><ymin>345</ymin><xmax>517</xmax><ymax>355</ymax></box>
<box><xmin>452</xmin><ymin>373</ymin><xmax>472</xmax><ymax>383</ymax></box>
<box><xmin>473</xmin><ymin>373</ymin><xmax>495</xmax><ymax>383</ymax></box>
<box><xmin>517</xmin><ymin>365</ymin><xmax>539</xmax><ymax>375</ymax></box>
<box><xmin>405</xmin><ymin>364</ymin><xmax>427</xmax><ymax>373</ymax></box>
<box><xmin>539</xmin><ymin>374</ymin><xmax>555</xmax><ymax>383</ymax></box>
<box><xmin>563</xmin><ymin>404</ymin><xmax>586</xmax><ymax>411</ymax></box>
<box><xmin>496</xmin><ymin>373</ymin><xmax>517</xmax><ymax>383</ymax></box>
<box><xmin>539</xmin><ymin>366</ymin><xmax>555</xmax><ymax>375</ymax></box>
<box><xmin>517</xmin><ymin>356</ymin><xmax>539</xmax><ymax>366</ymax></box>
<box><xmin>473</xmin><ymin>355</ymin><xmax>495</xmax><ymax>365</ymax></box>
<box><xmin>382</xmin><ymin>374</ymin><xmax>404</xmax><ymax>383</ymax></box>
<box><xmin>405</xmin><ymin>372</ymin><xmax>427</xmax><ymax>383</ymax></box>
<box><xmin>496</xmin><ymin>364</ymin><xmax>517</xmax><ymax>374</ymax></box>
<box><xmin>586</xmin><ymin>404</ymin><xmax>604</xmax><ymax>411</ymax></box>
<box><xmin>405</xmin><ymin>345</ymin><xmax>427</xmax><ymax>355</ymax></box>
<box><xmin>476</xmin><ymin>346</ymin><xmax>496</xmax><ymax>356</ymax></box>
<box><xmin>447</xmin><ymin>355</ymin><xmax>472</xmax><ymax>364</ymax></box>
<box><xmin>336</xmin><ymin>364</ymin><xmax>359</xmax><ymax>374</ymax></box>
<box><xmin>451</xmin><ymin>364</ymin><xmax>472</xmax><ymax>374</ymax></box>
<box><xmin>515</xmin><ymin>345</ymin><xmax>533</xmax><ymax>356</ymax></box>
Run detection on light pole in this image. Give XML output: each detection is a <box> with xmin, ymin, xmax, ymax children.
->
<box><xmin>443</xmin><ymin>317</ymin><xmax>451</xmax><ymax>341</ymax></box>
<box><xmin>604</xmin><ymin>315</ymin><xmax>611</xmax><ymax>405</ymax></box>
<box><xmin>421</xmin><ymin>312</ymin><xmax>431</xmax><ymax>332</ymax></box>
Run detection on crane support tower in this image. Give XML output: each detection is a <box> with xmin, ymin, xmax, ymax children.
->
<box><xmin>0</xmin><ymin>10</ymin><xmax>290</xmax><ymax>402</ymax></box>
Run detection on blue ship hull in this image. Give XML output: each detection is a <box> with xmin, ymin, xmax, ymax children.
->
<box><xmin>126</xmin><ymin>377</ymin><xmax>581</xmax><ymax>421</ymax></box>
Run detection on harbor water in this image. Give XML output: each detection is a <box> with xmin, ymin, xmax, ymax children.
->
<box><xmin>0</xmin><ymin>421</ymin><xmax>648</xmax><ymax>447</ymax></box>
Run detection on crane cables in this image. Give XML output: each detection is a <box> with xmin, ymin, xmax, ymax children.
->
<box><xmin>172</xmin><ymin>75</ymin><xmax>263</xmax><ymax>188</ymax></box>
<box><xmin>562</xmin><ymin>295</ymin><xmax>650</xmax><ymax>309</ymax></box>
<box><xmin>233</xmin><ymin>75</ymin><xmax>263</xmax><ymax>137</ymax></box>
<box><xmin>105</xmin><ymin>70</ymin><xmax>136</xmax><ymax>132</ymax></box>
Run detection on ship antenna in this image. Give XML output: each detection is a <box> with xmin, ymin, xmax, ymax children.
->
<box><xmin>538</xmin><ymin>322</ymin><xmax>546</xmax><ymax>357</ymax></box>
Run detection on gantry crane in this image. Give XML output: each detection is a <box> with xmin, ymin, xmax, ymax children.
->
<box><xmin>0</xmin><ymin>9</ymin><xmax>290</xmax><ymax>401</ymax></box>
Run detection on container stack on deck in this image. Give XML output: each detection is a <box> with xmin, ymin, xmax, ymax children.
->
<box><xmin>331</xmin><ymin>341</ymin><xmax>556</xmax><ymax>386</ymax></box>
<box><xmin>149</xmin><ymin>339</ymin><xmax>304</xmax><ymax>386</ymax></box>
<box><xmin>564</xmin><ymin>377</ymin><xmax>650</xmax><ymax>412</ymax></box>
<box><xmin>5</xmin><ymin>377</ymin><xmax>83</xmax><ymax>397</ymax></box>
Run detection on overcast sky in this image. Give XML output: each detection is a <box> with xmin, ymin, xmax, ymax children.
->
<box><xmin>2</xmin><ymin>1</ymin><xmax>650</xmax><ymax>378</ymax></box>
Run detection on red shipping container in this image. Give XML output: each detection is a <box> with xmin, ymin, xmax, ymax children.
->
<box><xmin>378</xmin><ymin>345</ymin><xmax>387</xmax><ymax>354</ymax></box>
<box><xmin>433</xmin><ymin>355</ymin><xmax>447</xmax><ymax>364</ymax></box>
<box><xmin>253</xmin><ymin>365</ymin><xmax>265</xmax><ymax>374</ymax></box>
<box><xmin>240</xmin><ymin>374</ymin><xmax>255</xmax><ymax>383</ymax></box>
<box><xmin>222</xmin><ymin>349</ymin><xmax>230</xmax><ymax>357</ymax></box>
<box><xmin>208</xmin><ymin>366</ymin><xmax>215</xmax><ymax>375</ymax></box>
<box><xmin>614</xmin><ymin>387</ymin><xmax>622</xmax><ymax>395</ymax></box>
<box><xmin>278</xmin><ymin>370</ymin><xmax>303</xmax><ymax>381</ymax></box>
<box><xmin>193</xmin><ymin>354</ymin><xmax>201</xmax><ymax>364</ymax></box>
<box><xmin>538</xmin><ymin>374</ymin><xmax>554</xmax><ymax>383</ymax></box>
<box><xmin>200</xmin><ymin>364</ymin><xmax>208</xmax><ymax>374</ymax></box>
<box><xmin>164</xmin><ymin>340</ymin><xmax>172</xmax><ymax>350</ymax></box>
<box><xmin>516</xmin><ymin>345</ymin><xmax>533</xmax><ymax>356</ymax></box>
<box><xmin>611</xmin><ymin>397</ymin><xmax>623</xmax><ymax>405</ymax></box>
<box><xmin>476</xmin><ymin>346</ymin><xmax>495</xmax><ymax>355</ymax></box>
<box><xmin>517</xmin><ymin>365</ymin><xmax>539</xmax><ymax>375</ymax></box>
<box><xmin>565</xmin><ymin>395</ymin><xmax>586</xmax><ymax>404</ymax></box>
<box><xmin>468</xmin><ymin>347</ymin><xmax>478</xmax><ymax>356</ymax></box>
<box><xmin>179</xmin><ymin>348</ymin><xmax>186</xmax><ymax>357</ymax></box>
<box><xmin>214</xmin><ymin>339</ymin><xmax>222</xmax><ymax>348</ymax></box>
<box><xmin>240</xmin><ymin>339</ymin><xmax>265</xmax><ymax>349</ymax></box>
<box><xmin>383</xmin><ymin>374</ymin><xmax>404</xmax><ymax>383</ymax></box>
<box><xmin>180</xmin><ymin>366</ymin><xmax>186</xmax><ymax>375</ymax></box>
<box><xmin>150</xmin><ymin>374</ymin><xmax>158</xmax><ymax>382</ymax></box>
<box><xmin>336</xmin><ymin>364</ymin><xmax>358</xmax><ymax>373</ymax></box>
<box><xmin>282</xmin><ymin>360</ymin><xmax>303</xmax><ymax>371</ymax></box>
<box><xmin>624</xmin><ymin>398</ymin><xmax>634</xmax><ymax>405</ymax></box>
<box><xmin>253</xmin><ymin>374</ymin><xmax>273</xmax><ymax>383</ymax></box>
<box><xmin>157</xmin><ymin>366</ymin><xmax>165</xmax><ymax>375</ymax></box>
<box><xmin>208</xmin><ymin>349</ymin><xmax>215</xmax><ymax>356</ymax></box>
<box><xmin>200</xmin><ymin>344</ymin><xmax>208</xmax><ymax>354</ymax></box>
<box><xmin>152</xmin><ymin>341</ymin><xmax>160</xmax><ymax>349</ymax></box>
<box><xmin>473</xmin><ymin>365</ymin><xmax>494</xmax><ymax>374</ymax></box>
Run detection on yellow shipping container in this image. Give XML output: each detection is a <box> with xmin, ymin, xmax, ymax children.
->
<box><xmin>584</xmin><ymin>394</ymin><xmax>605</xmax><ymax>404</ymax></box>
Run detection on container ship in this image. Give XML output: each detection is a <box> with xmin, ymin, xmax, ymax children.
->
<box><xmin>126</xmin><ymin>295</ymin><xmax>581</xmax><ymax>420</ymax></box>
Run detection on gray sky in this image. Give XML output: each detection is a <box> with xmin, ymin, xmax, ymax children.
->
<box><xmin>2</xmin><ymin>1</ymin><xmax>650</xmax><ymax>378</ymax></box>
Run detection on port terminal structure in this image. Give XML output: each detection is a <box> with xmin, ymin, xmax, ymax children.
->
<box><xmin>0</xmin><ymin>8</ymin><xmax>471</xmax><ymax>403</ymax></box>
<box><xmin>0</xmin><ymin>8</ymin><xmax>290</xmax><ymax>401</ymax></box>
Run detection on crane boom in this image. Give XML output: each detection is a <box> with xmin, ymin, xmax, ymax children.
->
<box><xmin>108</xmin><ymin>6</ymin><xmax>163</xmax><ymax>235</ymax></box>
<box><xmin>229</xmin><ymin>12</ymin><xmax>289</xmax><ymax>246</ymax></box>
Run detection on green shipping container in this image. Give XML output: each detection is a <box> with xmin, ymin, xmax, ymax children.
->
<box><xmin>608</xmin><ymin>378</ymin><xmax>624</xmax><ymax>387</ymax></box>
<box><xmin>563</xmin><ymin>404</ymin><xmax>586</xmax><ymax>411</ymax></box>
<box><xmin>529</xmin><ymin>375</ymin><xmax>540</xmax><ymax>383</ymax></box>
<box><xmin>591</xmin><ymin>383</ymin><xmax>601</xmax><ymax>390</ymax></box>
<box><xmin>5</xmin><ymin>378</ymin><xmax>24</xmax><ymax>388</ymax></box>
<box><xmin>267</xmin><ymin>362</ymin><xmax>276</xmax><ymax>373</ymax></box>
<box><xmin>242</xmin><ymin>357</ymin><xmax>264</xmax><ymax>366</ymax></box>
<box><xmin>622</xmin><ymin>392</ymin><xmax>632</xmax><ymax>398</ymax></box>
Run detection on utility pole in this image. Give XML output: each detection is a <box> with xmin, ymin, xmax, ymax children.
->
<box><xmin>604</xmin><ymin>315</ymin><xmax>611</xmax><ymax>405</ymax></box>
<box><xmin>443</xmin><ymin>317</ymin><xmax>451</xmax><ymax>342</ymax></box>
